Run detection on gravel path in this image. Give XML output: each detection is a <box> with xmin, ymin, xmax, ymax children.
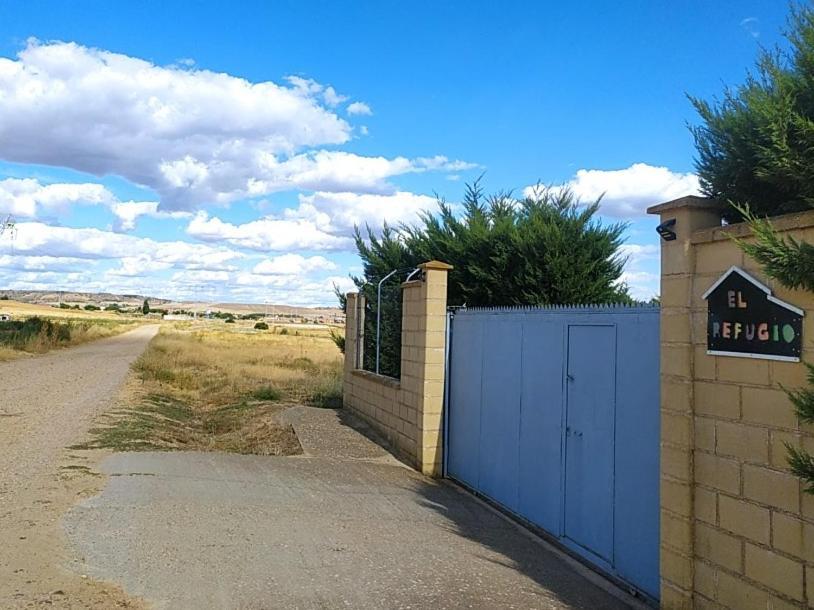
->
<box><xmin>0</xmin><ymin>325</ymin><xmax>158</xmax><ymax>608</ymax></box>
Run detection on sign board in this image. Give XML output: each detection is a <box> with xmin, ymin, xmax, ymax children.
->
<box><xmin>703</xmin><ymin>266</ymin><xmax>804</xmax><ymax>362</ymax></box>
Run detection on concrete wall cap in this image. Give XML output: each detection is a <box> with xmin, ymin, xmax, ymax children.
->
<box><xmin>646</xmin><ymin>195</ymin><xmax>723</xmax><ymax>215</ymax></box>
<box><xmin>419</xmin><ymin>260</ymin><xmax>454</xmax><ymax>271</ymax></box>
<box><xmin>692</xmin><ymin>208</ymin><xmax>814</xmax><ymax>244</ymax></box>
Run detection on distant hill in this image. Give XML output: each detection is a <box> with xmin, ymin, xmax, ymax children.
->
<box><xmin>0</xmin><ymin>290</ymin><xmax>342</xmax><ymax>318</ymax></box>
<box><xmin>0</xmin><ymin>290</ymin><xmax>168</xmax><ymax>307</ymax></box>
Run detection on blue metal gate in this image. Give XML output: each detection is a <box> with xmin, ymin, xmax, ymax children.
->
<box><xmin>445</xmin><ymin>305</ymin><xmax>660</xmax><ymax>601</ymax></box>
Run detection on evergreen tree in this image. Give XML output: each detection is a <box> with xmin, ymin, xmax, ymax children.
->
<box><xmin>142</xmin><ymin>299</ymin><xmax>150</xmax><ymax>315</ymax></box>
<box><xmin>733</xmin><ymin>206</ymin><xmax>814</xmax><ymax>492</ymax></box>
<box><xmin>690</xmin><ymin>7</ymin><xmax>814</xmax><ymax>222</ymax></box>
<box><xmin>348</xmin><ymin>180</ymin><xmax>630</xmax><ymax>377</ymax></box>
<box><xmin>692</xmin><ymin>7</ymin><xmax>814</xmax><ymax>492</ymax></box>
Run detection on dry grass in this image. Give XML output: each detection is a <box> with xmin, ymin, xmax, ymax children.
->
<box><xmin>78</xmin><ymin>322</ymin><xmax>344</xmax><ymax>455</ymax></box>
<box><xmin>0</xmin><ymin>316</ymin><xmax>141</xmax><ymax>361</ymax></box>
<box><xmin>0</xmin><ymin>299</ymin><xmax>131</xmax><ymax>320</ymax></box>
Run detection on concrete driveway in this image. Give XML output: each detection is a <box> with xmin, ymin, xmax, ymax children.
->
<box><xmin>64</xmin><ymin>407</ymin><xmax>635</xmax><ymax>609</ymax></box>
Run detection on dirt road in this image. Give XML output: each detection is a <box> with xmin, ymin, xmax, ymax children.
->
<box><xmin>0</xmin><ymin>325</ymin><xmax>158</xmax><ymax>608</ymax></box>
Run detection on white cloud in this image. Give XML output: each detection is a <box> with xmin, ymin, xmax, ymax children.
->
<box><xmin>285</xmin><ymin>76</ymin><xmax>348</xmax><ymax>107</ymax></box>
<box><xmin>740</xmin><ymin>17</ymin><xmax>760</xmax><ymax>39</ymax></box>
<box><xmin>231</xmin><ymin>272</ymin><xmax>354</xmax><ymax>306</ymax></box>
<box><xmin>0</xmin><ymin>254</ymin><xmax>91</xmax><ymax>272</ymax></box>
<box><xmin>0</xmin><ymin>178</ymin><xmax>113</xmax><ymax>218</ymax></box>
<box><xmin>347</xmin><ymin>101</ymin><xmax>372</xmax><ymax>116</ymax></box>
<box><xmin>245</xmin><ymin>151</ymin><xmax>475</xmax><ymax>197</ymax></box>
<box><xmin>616</xmin><ymin>243</ymin><xmax>660</xmax><ymax>301</ymax></box>
<box><xmin>11</xmin><ymin>221</ymin><xmax>241</xmax><ymax>270</ymax></box>
<box><xmin>618</xmin><ymin>243</ymin><xmax>659</xmax><ymax>265</ymax></box>
<box><xmin>525</xmin><ymin>163</ymin><xmax>700</xmax><ymax>218</ymax></box>
<box><xmin>619</xmin><ymin>270</ymin><xmax>660</xmax><ymax>301</ymax></box>
<box><xmin>187</xmin><ymin>190</ymin><xmax>439</xmax><ymax>254</ymax></box>
<box><xmin>186</xmin><ymin>212</ymin><xmax>351</xmax><ymax>251</ymax></box>
<box><xmin>0</xmin><ymin>177</ymin><xmax>194</xmax><ymax>231</ymax></box>
<box><xmin>253</xmin><ymin>254</ymin><xmax>337</xmax><ymax>275</ymax></box>
<box><xmin>0</xmin><ymin>41</ymin><xmax>473</xmax><ymax>210</ymax></box>
<box><xmin>110</xmin><ymin>201</ymin><xmax>191</xmax><ymax>231</ymax></box>
<box><xmin>170</xmin><ymin>269</ymin><xmax>230</xmax><ymax>283</ymax></box>
<box><xmin>0</xmin><ymin>41</ymin><xmax>348</xmax><ymax>208</ymax></box>
<box><xmin>287</xmin><ymin>190</ymin><xmax>438</xmax><ymax>234</ymax></box>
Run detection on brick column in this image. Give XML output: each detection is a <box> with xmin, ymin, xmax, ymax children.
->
<box><xmin>343</xmin><ymin>293</ymin><xmax>358</xmax><ymax>404</ymax></box>
<box><xmin>648</xmin><ymin>196</ymin><xmax>722</xmax><ymax>608</ymax></box>
<box><xmin>400</xmin><ymin>260</ymin><xmax>451</xmax><ymax>476</ymax></box>
<box><xmin>342</xmin><ymin>261</ymin><xmax>451</xmax><ymax>476</ymax></box>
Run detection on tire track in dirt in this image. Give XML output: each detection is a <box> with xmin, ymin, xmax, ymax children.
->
<box><xmin>0</xmin><ymin>325</ymin><xmax>158</xmax><ymax>608</ymax></box>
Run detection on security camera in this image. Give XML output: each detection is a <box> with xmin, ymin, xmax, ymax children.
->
<box><xmin>656</xmin><ymin>218</ymin><xmax>677</xmax><ymax>241</ymax></box>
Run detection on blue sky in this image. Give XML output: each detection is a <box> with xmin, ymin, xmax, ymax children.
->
<box><xmin>0</xmin><ymin>1</ymin><xmax>791</xmax><ymax>305</ymax></box>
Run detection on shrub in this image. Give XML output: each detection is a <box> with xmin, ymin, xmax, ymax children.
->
<box><xmin>690</xmin><ymin>6</ymin><xmax>814</xmax><ymax>220</ymax></box>
<box><xmin>351</xmin><ymin>180</ymin><xmax>629</xmax><ymax>377</ymax></box>
<box><xmin>84</xmin><ymin>304</ymin><xmax>100</xmax><ymax>311</ymax></box>
<box><xmin>254</xmin><ymin>322</ymin><xmax>269</xmax><ymax>330</ymax></box>
<box><xmin>0</xmin><ymin>317</ymin><xmax>72</xmax><ymax>350</ymax></box>
<box><xmin>225</xmin><ymin>318</ymin><xmax>236</xmax><ymax>324</ymax></box>
<box><xmin>278</xmin><ymin>327</ymin><xmax>288</xmax><ymax>335</ymax></box>
<box><xmin>252</xmin><ymin>386</ymin><xmax>282</xmax><ymax>401</ymax></box>
<box><xmin>329</xmin><ymin>329</ymin><xmax>345</xmax><ymax>354</ymax></box>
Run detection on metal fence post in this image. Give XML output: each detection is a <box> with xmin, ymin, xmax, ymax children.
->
<box><xmin>376</xmin><ymin>269</ymin><xmax>398</xmax><ymax>374</ymax></box>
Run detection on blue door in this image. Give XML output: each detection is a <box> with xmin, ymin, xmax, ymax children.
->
<box><xmin>445</xmin><ymin>306</ymin><xmax>659</xmax><ymax>602</ymax></box>
<box><xmin>564</xmin><ymin>325</ymin><xmax>616</xmax><ymax>562</ymax></box>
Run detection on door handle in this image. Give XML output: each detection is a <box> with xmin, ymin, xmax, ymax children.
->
<box><xmin>567</xmin><ymin>373</ymin><xmax>575</xmax><ymax>382</ymax></box>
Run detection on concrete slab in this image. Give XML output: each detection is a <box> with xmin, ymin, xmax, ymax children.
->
<box><xmin>64</xmin><ymin>408</ymin><xmax>635</xmax><ymax>609</ymax></box>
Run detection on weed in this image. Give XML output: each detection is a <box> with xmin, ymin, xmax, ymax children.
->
<box><xmin>82</xmin><ymin>323</ymin><xmax>343</xmax><ymax>455</ymax></box>
<box><xmin>252</xmin><ymin>386</ymin><xmax>282</xmax><ymax>401</ymax></box>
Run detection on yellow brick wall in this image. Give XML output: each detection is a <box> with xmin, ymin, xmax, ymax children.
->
<box><xmin>651</xmin><ymin>199</ymin><xmax>814</xmax><ymax>609</ymax></box>
<box><xmin>342</xmin><ymin>261</ymin><xmax>451</xmax><ymax>475</ymax></box>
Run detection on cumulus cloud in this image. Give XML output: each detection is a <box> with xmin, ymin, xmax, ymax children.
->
<box><xmin>186</xmin><ymin>189</ymin><xmax>439</xmax><ymax>253</ymax></box>
<box><xmin>616</xmin><ymin>243</ymin><xmax>660</xmax><ymax>301</ymax></box>
<box><xmin>253</xmin><ymin>254</ymin><xmax>337</xmax><ymax>275</ymax></box>
<box><xmin>11</xmin><ymin>221</ymin><xmax>241</xmax><ymax>270</ymax></box>
<box><xmin>524</xmin><ymin>163</ymin><xmax>699</xmax><ymax>218</ymax></box>
<box><xmin>110</xmin><ymin>201</ymin><xmax>191</xmax><ymax>231</ymax></box>
<box><xmin>231</xmin><ymin>272</ymin><xmax>355</xmax><ymax>306</ymax></box>
<box><xmin>618</xmin><ymin>243</ymin><xmax>659</xmax><ymax>265</ymax></box>
<box><xmin>0</xmin><ymin>177</ymin><xmax>194</xmax><ymax>231</ymax></box>
<box><xmin>287</xmin><ymin>190</ymin><xmax>438</xmax><ymax>234</ymax></box>
<box><xmin>0</xmin><ymin>41</ymin><xmax>473</xmax><ymax>210</ymax></box>
<box><xmin>619</xmin><ymin>270</ymin><xmax>660</xmax><ymax>301</ymax></box>
<box><xmin>347</xmin><ymin>101</ymin><xmax>372</xmax><ymax>116</ymax></box>
<box><xmin>0</xmin><ymin>254</ymin><xmax>91</xmax><ymax>272</ymax></box>
<box><xmin>0</xmin><ymin>178</ymin><xmax>113</xmax><ymax>218</ymax></box>
<box><xmin>186</xmin><ymin>212</ymin><xmax>352</xmax><ymax>252</ymax></box>
<box><xmin>245</xmin><ymin>151</ymin><xmax>475</xmax><ymax>197</ymax></box>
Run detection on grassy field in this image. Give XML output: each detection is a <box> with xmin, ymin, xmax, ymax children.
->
<box><xmin>78</xmin><ymin>321</ymin><xmax>344</xmax><ymax>455</ymax></box>
<box><xmin>0</xmin><ymin>301</ymin><xmax>142</xmax><ymax>361</ymax></box>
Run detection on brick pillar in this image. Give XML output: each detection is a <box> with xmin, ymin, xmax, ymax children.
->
<box><xmin>343</xmin><ymin>293</ymin><xmax>364</xmax><ymax>394</ymax></box>
<box><xmin>400</xmin><ymin>260</ymin><xmax>451</xmax><ymax>476</ymax></box>
<box><xmin>648</xmin><ymin>196</ymin><xmax>722</xmax><ymax>608</ymax></box>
